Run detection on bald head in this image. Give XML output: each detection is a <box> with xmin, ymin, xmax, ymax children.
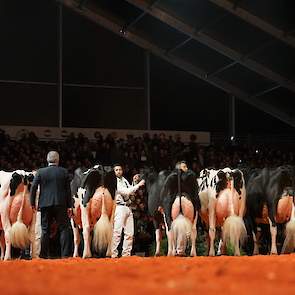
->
<box><xmin>47</xmin><ymin>151</ymin><xmax>60</xmax><ymax>165</ymax></box>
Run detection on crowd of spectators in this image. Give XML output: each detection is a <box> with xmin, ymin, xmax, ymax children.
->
<box><xmin>1</xmin><ymin>129</ymin><xmax>294</xmax><ymax>180</ymax></box>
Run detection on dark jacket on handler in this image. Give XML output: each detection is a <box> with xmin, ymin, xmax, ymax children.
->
<box><xmin>30</xmin><ymin>165</ymin><xmax>72</xmax><ymax>209</ymax></box>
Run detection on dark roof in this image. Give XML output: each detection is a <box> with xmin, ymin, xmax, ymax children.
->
<box><xmin>61</xmin><ymin>0</ymin><xmax>295</xmax><ymax>128</ymax></box>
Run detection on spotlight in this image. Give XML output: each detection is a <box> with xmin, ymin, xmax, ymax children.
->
<box><xmin>230</xmin><ymin>136</ymin><xmax>234</xmax><ymax>141</ymax></box>
<box><xmin>255</xmin><ymin>149</ymin><xmax>259</xmax><ymax>154</ymax></box>
<box><xmin>120</xmin><ymin>27</ymin><xmax>126</xmax><ymax>35</ymax></box>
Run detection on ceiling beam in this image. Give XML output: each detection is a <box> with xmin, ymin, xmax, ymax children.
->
<box><xmin>59</xmin><ymin>0</ymin><xmax>295</xmax><ymax>128</ymax></box>
<box><xmin>209</xmin><ymin>0</ymin><xmax>295</xmax><ymax>49</ymax></box>
<box><xmin>124</xmin><ymin>0</ymin><xmax>295</xmax><ymax>94</ymax></box>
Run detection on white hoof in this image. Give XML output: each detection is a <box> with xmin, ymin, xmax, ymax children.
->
<box><xmin>190</xmin><ymin>249</ymin><xmax>197</xmax><ymax>257</ymax></box>
<box><xmin>82</xmin><ymin>251</ymin><xmax>91</xmax><ymax>259</ymax></box>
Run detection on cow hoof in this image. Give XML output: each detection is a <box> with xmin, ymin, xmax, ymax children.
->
<box><xmin>154</xmin><ymin>253</ymin><xmax>161</xmax><ymax>257</ymax></box>
<box><xmin>270</xmin><ymin>251</ymin><xmax>278</xmax><ymax>255</ymax></box>
<box><xmin>176</xmin><ymin>253</ymin><xmax>186</xmax><ymax>257</ymax></box>
<box><xmin>253</xmin><ymin>247</ymin><xmax>259</xmax><ymax>255</ymax></box>
<box><xmin>82</xmin><ymin>253</ymin><xmax>91</xmax><ymax>259</ymax></box>
<box><xmin>190</xmin><ymin>252</ymin><xmax>196</xmax><ymax>257</ymax></box>
<box><xmin>209</xmin><ymin>251</ymin><xmax>215</xmax><ymax>257</ymax></box>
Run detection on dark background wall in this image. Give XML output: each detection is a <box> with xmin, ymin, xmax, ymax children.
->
<box><xmin>0</xmin><ymin>0</ymin><xmax>293</xmax><ymax>134</ymax></box>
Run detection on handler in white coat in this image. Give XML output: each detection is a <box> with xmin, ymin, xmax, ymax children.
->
<box><xmin>111</xmin><ymin>164</ymin><xmax>145</xmax><ymax>258</ymax></box>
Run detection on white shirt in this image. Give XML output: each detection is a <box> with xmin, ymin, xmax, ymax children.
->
<box><xmin>115</xmin><ymin>177</ymin><xmax>140</xmax><ymax>206</ymax></box>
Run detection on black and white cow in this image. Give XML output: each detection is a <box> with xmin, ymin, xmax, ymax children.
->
<box><xmin>244</xmin><ymin>166</ymin><xmax>295</xmax><ymax>255</ymax></box>
<box><xmin>0</xmin><ymin>170</ymin><xmax>37</xmax><ymax>260</ymax></box>
<box><xmin>198</xmin><ymin>167</ymin><xmax>247</xmax><ymax>256</ymax></box>
<box><xmin>145</xmin><ymin>169</ymin><xmax>199</xmax><ymax>256</ymax></box>
<box><xmin>70</xmin><ymin>165</ymin><xmax>117</xmax><ymax>258</ymax></box>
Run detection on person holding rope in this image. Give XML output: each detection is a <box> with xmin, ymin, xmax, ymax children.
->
<box><xmin>111</xmin><ymin>164</ymin><xmax>145</xmax><ymax>258</ymax></box>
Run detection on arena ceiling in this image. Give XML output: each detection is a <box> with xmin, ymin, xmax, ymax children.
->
<box><xmin>61</xmin><ymin>0</ymin><xmax>295</xmax><ymax>128</ymax></box>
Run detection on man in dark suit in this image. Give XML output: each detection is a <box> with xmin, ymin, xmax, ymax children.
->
<box><xmin>30</xmin><ymin>151</ymin><xmax>73</xmax><ymax>258</ymax></box>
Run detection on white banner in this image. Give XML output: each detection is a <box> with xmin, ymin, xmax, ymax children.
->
<box><xmin>0</xmin><ymin>125</ymin><xmax>210</xmax><ymax>144</ymax></box>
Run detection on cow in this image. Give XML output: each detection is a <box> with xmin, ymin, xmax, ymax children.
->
<box><xmin>244</xmin><ymin>166</ymin><xmax>295</xmax><ymax>255</ymax></box>
<box><xmin>198</xmin><ymin>167</ymin><xmax>247</xmax><ymax>256</ymax></box>
<box><xmin>145</xmin><ymin>169</ymin><xmax>199</xmax><ymax>256</ymax></box>
<box><xmin>0</xmin><ymin>170</ymin><xmax>37</xmax><ymax>260</ymax></box>
<box><xmin>70</xmin><ymin>165</ymin><xmax>117</xmax><ymax>258</ymax></box>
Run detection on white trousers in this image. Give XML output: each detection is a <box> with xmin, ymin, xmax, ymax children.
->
<box><xmin>111</xmin><ymin>205</ymin><xmax>134</xmax><ymax>258</ymax></box>
<box><xmin>34</xmin><ymin>211</ymin><xmax>42</xmax><ymax>258</ymax></box>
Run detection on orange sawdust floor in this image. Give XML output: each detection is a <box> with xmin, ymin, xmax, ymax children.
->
<box><xmin>1</xmin><ymin>255</ymin><xmax>295</xmax><ymax>295</ymax></box>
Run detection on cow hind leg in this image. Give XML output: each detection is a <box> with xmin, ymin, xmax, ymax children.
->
<box><xmin>253</xmin><ymin>231</ymin><xmax>259</xmax><ymax>255</ymax></box>
<box><xmin>166</xmin><ymin>230</ymin><xmax>174</xmax><ymax>256</ymax></box>
<box><xmin>163</xmin><ymin>213</ymin><xmax>175</xmax><ymax>256</ymax></box>
<box><xmin>217</xmin><ymin>235</ymin><xmax>223</xmax><ymax>256</ymax></box>
<box><xmin>208</xmin><ymin>198</ymin><xmax>216</xmax><ymax>256</ymax></box>
<box><xmin>71</xmin><ymin>219</ymin><xmax>80</xmax><ymax>258</ymax></box>
<box><xmin>190</xmin><ymin>213</ymin><xmax>198</xmax><ymax>257</ymax></box>
<box><xmin>268</xmin><ymin>217</ymin><xmax>278</xmax><ymax>255</ymax></box>
<box><xmin>155</xmin><ymin>228</ymin><xmax>162</xmax><ymax>256</ymax></box>
<box><xmin>0</xmin><ymin>231</ymin><xmax>5</xmax><ymax>260</ymax></box>
<box><xmin>2</xmin><ymin>212</ymin><xmax>12</xmax><ymax>261</ymax></box>
<box><xmin>81</xmin><ymin>205</ymin><xmax>91</xmax><ymax>259</ymax></box>
<box><xmin>153</xmin><ymin>212</ymin><xmax>163</xmax><ymax>256</ymax></box>
<box><xmin>281</xmin><ymin>203</ymin><xmax>295</xmax><ymax>254</ymax></box>
<box><xmin>4</xmin><ymin>228</ymin><xmax>11</xmax><ymax>260</ymax></box>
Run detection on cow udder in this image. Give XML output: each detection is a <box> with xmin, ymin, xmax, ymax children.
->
<box><xmin>216</xmin><ymin>189</ymin><xmax>240</xmax><ymax>226</ymax></box>
<box><xmin>171</xmin><ymin>197</ymin><xmax>194</xmax><ymax>223</ymax></box>
<box><xmin>9</xmin><ymin>192</ymin><xmax>33</xmax><ymax>226</ymax></box>
<box><xmin>89</xmin><ymin>187</ymin><xmax>113</xmax><ymax>227</ymax></box>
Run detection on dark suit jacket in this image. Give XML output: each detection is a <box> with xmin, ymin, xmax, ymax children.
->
<box><xmin>30</xmin><ymin>165</ymin><xmax>72</xmax><ymax>209</ymax></box>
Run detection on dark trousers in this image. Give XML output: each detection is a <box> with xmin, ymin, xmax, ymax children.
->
<box><xmin>40</xmin><ymin>206</ymin><xmax>71</xmax><ymax>258</ymax></box>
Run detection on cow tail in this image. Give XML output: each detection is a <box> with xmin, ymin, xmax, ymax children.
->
<box><xmin>177</xmin><ymin>169</ymin><xmax>182</xmax><ymax>215</ymax></box>
<box><xmin>282</xmin><ymin>203</ymin><xmax>295</xmax><ymax>254</ymax></box>
<box><xmin>222</xmin><ymin>215</ymin><xmax>247</xmax><ymax>256</ymax></box>
<box><xmin>92</xmin><ymin>189</ymin><xmax>112</xmax><ymax>257</ymax></box>
<box><xmin>228</xmin><ymin>178</ymin><xmax>235</xmax><ymax>216</ymax></box>
<box><xmin>222</xmin><ymin>176</ymin><xmax>247</xmax><ymax>256</ymax></box>
<box><xmin>10</xmin><ymin>185</ymin><xmax>30</xmax><ymax>249</ymax></box>
<box><xmin>171</xmin><ymin>215</ymin><xmax>192</xmax><ymax>255</ymax></box>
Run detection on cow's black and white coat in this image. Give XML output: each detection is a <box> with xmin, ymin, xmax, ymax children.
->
<box><xmin>244</xmin><ymin>166</ymin><xmax>295</xmax><ymax>255</ymax></box>
<box><xmin>145</xmin><ymin>169</ymin><xmax>199</xmax><ymax>256</ymax></box>
<box><xmin>198</xmin><ymin>167</ymin><xmax>246</xmax><ymax>256</ymax></box>
<box><xmin>70</xmin><ymin>165</ymin><xmax>117</xmax><ymax>258</ymax></box>
<box><xmin>0</xmin><ymin>170</ymin><xmax>37</xmax><ymax>260</ymax></box>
